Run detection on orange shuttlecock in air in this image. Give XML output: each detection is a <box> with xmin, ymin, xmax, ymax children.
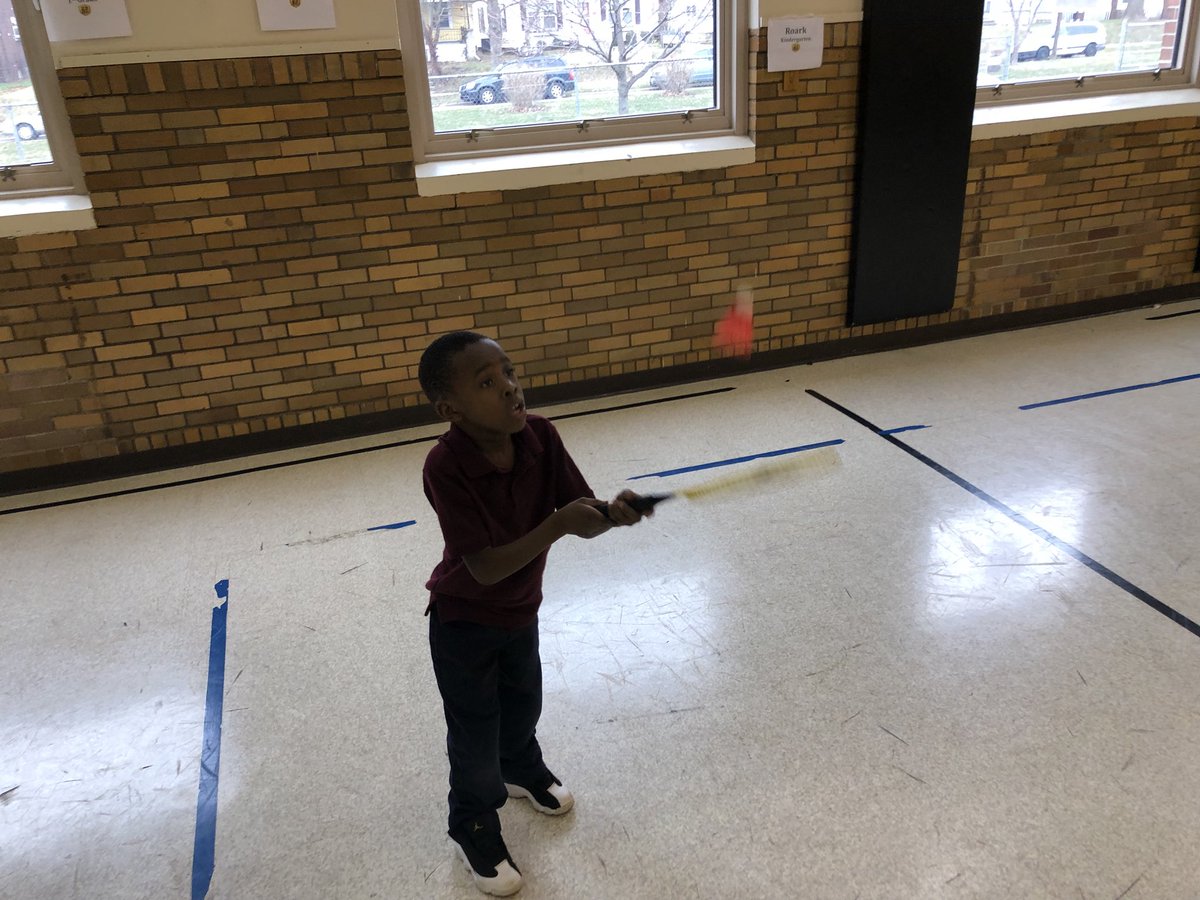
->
<box><xmin>713</xmin><ymin>286</ymin><xmax>754</xmax><ymax>358</ymax></box>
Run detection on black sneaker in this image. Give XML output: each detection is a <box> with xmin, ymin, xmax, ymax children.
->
<box><xmin>448</xmin><ymin>818</ymin><xmax>523</xmax><ymax>896</ymax></box>
<box><xmin>504</xmin><ymin>773</ymin><xmax>574</xmax><ymax>816</ymax></box>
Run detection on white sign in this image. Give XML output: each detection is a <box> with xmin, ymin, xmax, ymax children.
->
<box><xmin>766</xmin><ymin>16</ymin><xmax>824</xmax><ymax>72</ymax></box>
<box><xmin>41</xmin><ymin>0</ymin><xmax>132</xmax><ymax>42</ymax></box>
<box><xmin>256</xmin><ymin>0</ymin><xmax>337</xmax><ymax>32</ymax></box>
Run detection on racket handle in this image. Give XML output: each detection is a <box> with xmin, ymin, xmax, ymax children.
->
<box><xmin>595</xmin><ymin>493</ymin><xmax>673</xmax><ymax>520</ymax></box>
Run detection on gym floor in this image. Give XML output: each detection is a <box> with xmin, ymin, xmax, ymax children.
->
<box><xmin>3</xmin><ymin>300</ymin><xmax>1199</xmax><ymax>899</ymax></box>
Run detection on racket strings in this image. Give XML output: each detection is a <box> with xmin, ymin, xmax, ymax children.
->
<box><xmin>677</xmin><ymin>447</ymin><xmax>840</xmax><ymax>501</ymax></box>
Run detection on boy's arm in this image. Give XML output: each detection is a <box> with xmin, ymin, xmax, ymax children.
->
<box><xmin>463</xmin><ymin>498</ymin><xmax>611</xmax><ymax>586</ymax></box>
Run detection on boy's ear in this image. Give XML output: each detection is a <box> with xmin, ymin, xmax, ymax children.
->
<box><xmin>434</xmin><ymin>397</ymin><xmax>461</xmax><ymax>423</ymax></box>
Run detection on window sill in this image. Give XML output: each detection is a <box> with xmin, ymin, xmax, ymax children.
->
<box><xmin>0</xmin><ymin>193</ymin><xmax>96</xmax><ymax>238</ymax></box>
<box><xmin>973</xmin><ymin>87</ymin><xmax>1200</xmax><ymax>140</ymax></box>
<box><xmin>414</xmin><ymin>134</ymin><xmax>757</xmax><ymax>196</ymax></box>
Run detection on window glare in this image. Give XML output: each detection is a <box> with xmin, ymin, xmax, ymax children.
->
<box><xmin>1</xmin><ymin>0</ymin><xmax>52</xmax><ymax>167</ymax></box>
<box><xmin>978</xmin><ymin>0</ymin><xmax>1186</xmax><ymax>88</ymax></box>
<box><xmin>420</xmin><ymin>0</ymin><xmax>717</xmax><ymax>135</ymax></box>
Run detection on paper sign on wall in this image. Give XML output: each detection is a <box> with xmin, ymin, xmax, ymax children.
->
<box><xmin>256</xmin><ymin>0</ymin><xmax>337</xmax><ymax>32</ymax></box>
<box><xmin>766</xmin><ymin>16</ymin><xmax>824</xmax><ymax>72</ymax></box>
<box><xmin>41</xmin><ymin>0</ymin><xmax>133</xmax><ymax>42</ymax></box>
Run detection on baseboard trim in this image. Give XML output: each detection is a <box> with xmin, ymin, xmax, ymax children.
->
<box><xmin>2</xmin><ymin>285</ymin><xmax>1195</xmax><ymax>498</ymax></box>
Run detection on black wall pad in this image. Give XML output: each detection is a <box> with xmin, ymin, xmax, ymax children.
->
<box><xmin>850</xmin><ymin>1</ymin><xmax>986</xmax><ymax>326</ymax></box>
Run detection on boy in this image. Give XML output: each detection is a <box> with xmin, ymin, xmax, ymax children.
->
<box><xmin>418</xmin><ymin>331</ymin><xmax>649</xmax><ymax>896</ymax></box>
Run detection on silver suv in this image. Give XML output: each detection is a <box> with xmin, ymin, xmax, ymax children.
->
<box><xmin>1018</xmin><ymin>22</ymin><xmax>1105</xmax><ymax>61</ymax></box>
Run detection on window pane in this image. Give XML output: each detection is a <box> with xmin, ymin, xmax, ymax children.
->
<box><xmin>1</xmin><ymin>0</ymin><xmax>52</xmax><ymax>166</ymax></box>
<box><xmin>978</xmin><ymin>0</ymin><xmax>1186</xmax><ymax>88</ymax></box>
<box><xmin>420</xmin><ymin>0</ymin><xmax>716</xmax><ymax>134</ymax></box>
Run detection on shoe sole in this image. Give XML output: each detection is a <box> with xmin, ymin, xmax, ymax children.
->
<box><xmin>504</xmin><ymin>783</ymin><xmax>574</xmax><ymax>816</ymax></box>
<box><xmin>452</xmin><ymin>842</ymin><xmax>523</xmax><ymax>897</ymax></box>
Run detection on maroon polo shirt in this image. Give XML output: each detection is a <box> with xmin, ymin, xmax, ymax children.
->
<box><xmin>423</xmin><ymin>414</ymin><xmax>594</xmax><ymax>628</ymax></box>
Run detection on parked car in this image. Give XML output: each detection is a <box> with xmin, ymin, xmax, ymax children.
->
<box><xmin>648</xmin><ymin>48</ymin><xmax>715</xmax><ymax>90</ymax></box>
<box><xmin>459</xmin><ymin>56</ymin><xmax>575</xmax><ymax>105</ymax></box>
<box><xmin>1017</xmin><ymin>21</ymin><xmax>1105</xmax><ymax>61</ymax></box>
<box><xmin>10</xmin><ymin>107</ymin><xmax>44</xmax><ymax>141</ymax></box>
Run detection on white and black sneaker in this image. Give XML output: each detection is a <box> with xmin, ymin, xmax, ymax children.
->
<box><xmin>504</xmin><ymin>773</ymin><xmax>574</xmax><ymax>816</ymax></box>
<box><xmin>448</xmin><ymin>818</ymin><xmax>523</xmax><ymax>896</ymax></box>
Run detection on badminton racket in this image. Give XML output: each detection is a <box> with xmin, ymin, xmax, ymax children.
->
<box><xmin>596</xmin><ymin>445</ymin><xmax>841</xmax><ymax>518</ymax></box>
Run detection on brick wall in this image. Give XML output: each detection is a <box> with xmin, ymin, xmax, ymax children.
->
<box><xmin>1161</xmin><ymin>0</ymin><xmax>1184</xmax><ymax>66</ymax></box>
<box><xmin>1</xmin><ymin>23</ymin><xmax>1198</xmax><ymax>478</ymax></box>
<box><xmin>963</xmin><ymin>119</ymin><xmax>1200</xmax><ymax>311</ymax></box>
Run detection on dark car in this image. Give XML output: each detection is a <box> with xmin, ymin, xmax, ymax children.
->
<box><xmin>649</xmin><ymin>48</ymin><xmax>715</xmax><ymax>90</ymax></box>
<box><xmin>459</xmin><ymin>56</ymin><xmax>575</xmax><ymax>105</ymax></box>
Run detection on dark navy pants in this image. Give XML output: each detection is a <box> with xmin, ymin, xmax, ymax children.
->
<box><xmin>428</xmin><ymin>605</ymin><xmax>549</xmax><ymax>833</ymax></box>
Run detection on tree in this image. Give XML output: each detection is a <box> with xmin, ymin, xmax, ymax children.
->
<box><xmin>1110</xmin><ymin>0</ymin><xmax>1149</xmax><ymax>20</ymax></box>
<box><xmin>421</xmin><ymin>0</ymin><xmax>453</xmax><ymax>77</ymax></box>
<box><xmin>487</xmin><ymin>0</ymin><xmax>504</xmax><ymax>66</ymax></box>
<box><xmin>477</xmin><ymin>0</ymin><xmax>537</xmax><ymax>67</ymax></box>
<box><xmin>560</xmin><ymin>0</ymin><xmax>712</xmax><ymax>115</ymax></box>
<box><xmin>1003</xmin><ymin>0</ymin><xmax>1047</xmax><ymax>62</ymax></box>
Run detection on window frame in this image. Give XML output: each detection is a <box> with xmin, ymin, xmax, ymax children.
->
<box><xmin>396</xmin><ymin>0</ymin><xmax>748</xmax><ymax>169</ymax></box>
<box><xmin>975</xmin><ymin>1</ymin><xmax>1200</xmax><ymax>108</ymax></box>
<box><xmin>2</xmin><ymin>0</ymin><xmax>86</xmax><ymax>198</ymax></box>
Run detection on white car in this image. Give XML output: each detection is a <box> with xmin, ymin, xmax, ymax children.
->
<box><xmin>10</xmin><ymin>106</ymin><xmax>45</xmax><ymax>141</ymax></box>
<box><xmin>1018</xmin><ymin>21</ymin><xmax>1106</xmax><ymax>61</ymax></box>
<box><xmin>648</xmin><ymin>48</ymin><xmax>716</xmax><ymax>90</ymax></box>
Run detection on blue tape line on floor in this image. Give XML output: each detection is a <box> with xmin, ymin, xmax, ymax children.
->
<box><xmin>192</xmin><ymin>581</ymin><xmax>229</xmax><ymax>900</ymax></box>
<box><xmin>880</xmin><ymin>425</ymin><xmax>930</xmax><ymax>435</ymax></box>
<box><xmin>367</xmin><ymin>520</ymin><xmax>417</xmax><ymax>532</ymax></box>
<box><xmin>1019</xmin><ymin>372</ymin><xmax>1200</xmax><ymax>410</ymax></box>
<box><xmin>629</xmin><ymin>438</ymin><xmax>845</xmax><ymax>481</ymax></box>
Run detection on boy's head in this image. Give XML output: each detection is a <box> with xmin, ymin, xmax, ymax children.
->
<box><xmin>419</xmin><ymin>331</ymin><xmax>527</xmax><ymax>437</ymax></box>
<box><xmin>418</xmin><ymin>330</ymin><xmax>487</xmax><ymax>404</ymax></box>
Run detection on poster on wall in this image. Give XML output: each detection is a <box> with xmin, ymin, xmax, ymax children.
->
<box><xmin>41</xmin><ymin>0</ymin><xmax>133</xmax><ymax>42</ymax></box>
<box><xmin>765</xmin><ymin>17</ymin><xmax>824</xmax><ymax>72</ymax></box>
<box><xmin>256</xmin><ymin>0</ymin><xmax>337</xmax><ymax>31</ymax></box>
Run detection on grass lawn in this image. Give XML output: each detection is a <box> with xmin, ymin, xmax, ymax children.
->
<box><xmin>980</xmin><ymin>19</ymin><xmax>1169</xmax><ymax>86</ymax></box>
<box><xmin>0</xmin><ymin>137</ymin><xmax>50</xmax><ymax>166</ymax></box>
<box><xmin>0</xmin><ymin>80</ymin><xmax>51</xmax><ymax>165</ymax></box>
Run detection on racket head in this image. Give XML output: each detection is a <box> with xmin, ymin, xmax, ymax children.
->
<box><xmin>676</xmin><ymin>446</ymin><xmax>841</xmax><ymax>503</ymax></box>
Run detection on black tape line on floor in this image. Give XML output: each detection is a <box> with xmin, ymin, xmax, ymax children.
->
<box><xmin>0</xmin><ymin>387</ymin><xmax>736</xmax><ymax>518</ymax></box>
<box><xmin>805</xmin><ymin>388</ymin><xmax>1200</xmax><ymax>641</ymax></box>
<box><xmin>548</xmin><ymin>386</ymin><xmax>734</xmax><ymax>421</ymax></box>
<box><xmin>0</xmin><ymin>433</ymin><xmax>440</xmax><ymax>518</ymax></box>
<box><xmin>1146</xmin><ymin>308</ymin><xmax>1200</xmax><ymax>320</ymax></box>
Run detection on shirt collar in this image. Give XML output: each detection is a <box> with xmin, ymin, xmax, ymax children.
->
<box><xmin>444</xmin><ymin>420</ymin><xmax>544</xmax><ymax>478</ymax></box>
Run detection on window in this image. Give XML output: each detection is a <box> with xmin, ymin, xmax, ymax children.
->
<box><xmin>978</xmin><ymin>0</ymin><xmax>1196</xmax><ymax>101</ymax></box>
<box><xmin>0</xmin><ymin>0</ymin><xmax>84</xmax><ymax>197</ymax></box>
<box><xmin>398</xmin><ymin>0</ymin><xmax>747</xmax><ymax>185</ymax></box>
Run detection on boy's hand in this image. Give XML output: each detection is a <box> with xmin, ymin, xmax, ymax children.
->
<box><xmin>603</xmin><ymin>490</ymin><xmax>654</xmax><ymax>526</ymax></box>
<box><xmin>557</xmin><ymin>498</ymin><xmax>613</xmax><ymax>539</ymax></box>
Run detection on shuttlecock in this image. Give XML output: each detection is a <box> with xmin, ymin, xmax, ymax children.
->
<box><xmin>714</xmin><ymin>285</ymin><xmax>754</xmax><ymax>358</ymax></box>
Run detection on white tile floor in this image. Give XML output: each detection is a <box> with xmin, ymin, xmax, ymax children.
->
<box><xmin>2</xmin><ymin>300</ymin><xmax>1199</xmax><ymax>900</ymax></box>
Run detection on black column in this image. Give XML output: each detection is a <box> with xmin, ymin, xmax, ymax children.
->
<box><xmin>849</xmin><ymin>2</ymin><xmax>986</xmax><ymax>326</ymax></box>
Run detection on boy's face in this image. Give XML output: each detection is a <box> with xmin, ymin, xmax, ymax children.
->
<box><xmin>435</xmin><ymin>339</ymin><xmax>527</xmax><ymax>439</ymax></box>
